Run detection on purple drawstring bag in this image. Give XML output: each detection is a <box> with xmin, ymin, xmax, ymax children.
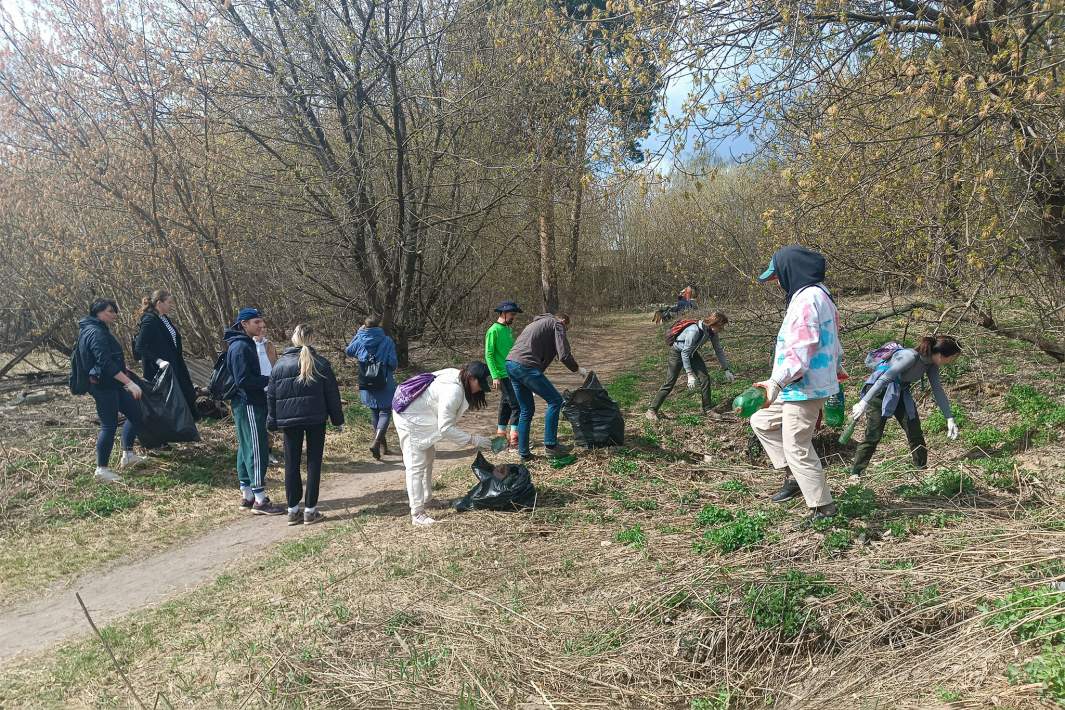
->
<box><xmin>392</xmin><ymin>372</ymin><xmax>436</xmax><ymax>413</ymax></box>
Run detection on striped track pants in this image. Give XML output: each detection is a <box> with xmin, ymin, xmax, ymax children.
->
<box><xmin>233</xmin><ymin>402</ymin><xmax>268</xmax><ymax>492</ymax></box>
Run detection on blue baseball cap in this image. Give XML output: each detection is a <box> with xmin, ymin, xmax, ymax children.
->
<box><xmin>494</xmin><ymin>300</ymin><xmax>523</xmax><ymax>314</ymax></box>
<box><xmin>757</xmin><ymin>258</ymin><xmax>777</xmax><ymax>282</ymax></box>
<box><xmin>235</xmin><ymin>307</ymin><xmax>263</xmax><ymax>323</ymax></box>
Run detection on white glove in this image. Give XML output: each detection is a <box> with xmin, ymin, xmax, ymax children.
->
<box><xmin>946</xmin><ymin>418</ymin><xmax>959</xmax><ymax>440</ymax></box>
<box><xmin>686</xmin><ymin>373</ymin><xmax>697</xmax><ymax>390</ymax></box>
<box><xmin>155</xmin><ymin>359</ymin><xmax>169</xmax><ymax>369</ymax></box>
<box><xmin>124</xmin><ymin>381</ymin><xmax>143</xmax><ymax>400</ymax></box>
<box><xmin>851</xmin><ymin>400</ymin><xmax>869</xmax><ymax>421</ymax></box>
<box><xmin>472</xmin><ymin>435</ymin><xmax>492</xmax><ymax>451</ymax></box>
<box><xmin>723</xmin><ymin>370</ymin><xmax>736</xmax><ymax>383</ymax></box>
<box><xmin>492</xmin><ymin>379</ymin><xmax>501</xmax><ymax>390</ymax></box>
<box><xmin>759</xmin><ymin>380</ymin><xmax>781</xmax><ymax>406</ymax></box>
<box><xmin>577</xmin><ymin>367</ymin><xmax>590</xmax><ymax>377</ymax></box>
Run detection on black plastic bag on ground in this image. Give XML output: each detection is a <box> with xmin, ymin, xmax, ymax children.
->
<box><xmin>452</xmin><ymin>452</ymin><xmax>536</xmax><ymax>512</ymax></box>
<box><xmin>137</xmin><ymin>366</ymin><xmax>200</xmax><ymax>449</ymax></box>
<box><xmin>562</xmin><ymin>372</ymin><xmax>625</xmax><ymax>448</ymax></box>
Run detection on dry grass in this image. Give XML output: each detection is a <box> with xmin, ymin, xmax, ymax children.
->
<box><xmin>0</xmin><ymin>304</ymin><xmax>1062</xmax><ymax>708</ymax></box>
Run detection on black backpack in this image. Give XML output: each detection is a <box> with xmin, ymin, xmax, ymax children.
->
<box><xmin>208</xmin><ymin>347</ymin><xmax>238</xmax><ymax>400</ymax></box>
<box><xmin>358</xmin><ymin>355</ymin><xmax>386</xmax><ymax>390</ymax></box>
<box><xmin>68</xmin><ymin>340</ymin><xmax>89</xmax><ymax>395</ymax></box>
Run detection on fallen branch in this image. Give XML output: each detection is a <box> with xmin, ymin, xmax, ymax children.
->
<box><xmin>841</xmin><ymin>302</ymin><xmax>939</xmax><ymax>333</ymax></box>
<box><xmin>972</xmin><ymin>310</ymin><xmax>1065</xmax><ymax>363</ymax></box>
<box><xmin>76</xmin><ymin>593</ymin><xmax>149</xmax><ymax>710</ymax></box>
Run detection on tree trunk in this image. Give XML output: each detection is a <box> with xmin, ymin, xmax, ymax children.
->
<box><xmin>538</xmin><ymin>159</ymin><xmax>559</xmax><ymax>313</ymax></box>
<box><xmin>568</xmin><ymin>115</ymin><xmax>588</xmax><ymax>281</ymax></box>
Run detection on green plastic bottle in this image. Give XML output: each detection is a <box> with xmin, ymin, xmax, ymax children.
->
<box><xmin>824</xmin><ymin>390</ymin><xmax>846</xmax><ymax>428</ymax></box>
<box><xmin>838</xmin><ymin>417</ymin><xmax>858</xmax><ymax>445</ymax></box>
<box><xmin>732</xmin><ymin>385</ymin><xmax>767</xmax><ymax>418</ymax></box>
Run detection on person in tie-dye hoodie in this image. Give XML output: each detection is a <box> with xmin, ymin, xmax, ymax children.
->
<box><xmin>750</xmin><ymin>246</ymin><xmax>845</xmax><ymax>526</ymax></box>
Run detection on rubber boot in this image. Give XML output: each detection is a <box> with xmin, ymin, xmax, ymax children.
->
<box><xmin>369</xmin><ymin>428</ymin><xmax>386</xmax><ymax>460</ymax></box>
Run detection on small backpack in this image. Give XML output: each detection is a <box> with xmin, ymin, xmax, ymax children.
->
<box><xmin>863</xmin><ymin>341</ymin><xmax>905</xmax><ymax>370</ymax></box>
<box><xmin>68</xmin><ymin>340</ymin><xmax>89</xmax><ymax>395</ymax></box>
<box><xmin>358</xmin><ymin>355</ymin><xmax>387</xmax><ymax>390</ymax></box>
<box><xmin>665</xmin><ymin>319</ymin><xmax>699</xmax><ymax>346</ymax></box>
<box><xmin>208</xmin><ymin>347</ymin><xmax>238</xmax><ymax>400</ymax></box>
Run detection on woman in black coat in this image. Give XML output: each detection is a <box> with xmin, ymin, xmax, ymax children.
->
<box><xmin>267</xmin><ymin>324</ymin><xmax>344</xmax><ymax>526</ymax></box>
<box><xmin>134</xmin><ymin>289</ymin><xmax>197</xmax><ymax>420</ymax></box>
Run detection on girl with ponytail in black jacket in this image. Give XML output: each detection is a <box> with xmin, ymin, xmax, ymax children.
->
<box><xmin>267</xmin><ymin>324</ymin><xmax>344</xmax><ymax>526</ymax></box>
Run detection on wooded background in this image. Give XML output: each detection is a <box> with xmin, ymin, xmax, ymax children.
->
<box><xmin>1</xmin><ymin>0</ymin><xmax>1062</xmax><ymax>363</ymax></box>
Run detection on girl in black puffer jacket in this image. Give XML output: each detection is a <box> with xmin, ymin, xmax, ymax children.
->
<box><xmin>267</xmin><ymin>324</ymin><xmax>344</xmax><ymax>525</ymax></box>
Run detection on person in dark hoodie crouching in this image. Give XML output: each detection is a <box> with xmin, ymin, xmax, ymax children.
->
<box><xmin>77</xmin><ymin>299</ymin><xmax>148</xmax><ymax>483</ymax></box>
<box><xmin>268</xmin><ymin>324</ymin><xmax>344</xmax><ymax>526</ymax></box>
<box><xmin>224</xmin><ymin>307</ymin><xmax>285</xmax><ymax>515</ymax></box>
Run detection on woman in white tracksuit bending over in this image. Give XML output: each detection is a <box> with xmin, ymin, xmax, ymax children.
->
<box><xmin>392</xmin><ymin>362</ymin><xmax>494</xmax><ymax>527</ymax></box>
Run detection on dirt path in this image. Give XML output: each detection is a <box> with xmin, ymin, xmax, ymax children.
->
<box><xmin>0</xmin><ymin>313</ymin><xmax>650</xmax><ymax>664</ymax></box>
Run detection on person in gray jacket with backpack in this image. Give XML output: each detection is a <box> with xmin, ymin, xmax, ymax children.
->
<box><xmin>646</xmin><ymin>311</ymin><xmax>734</xmax><ymax>421</ymax></box>
<box><xmin>848</xmin><ymin>335</ymin><xmax>962</xmax><ymax>481</ymax></box>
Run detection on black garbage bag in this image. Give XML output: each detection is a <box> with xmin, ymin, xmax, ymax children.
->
<box><xmin>137</xmin><ymin>366</ymin><xmax>200</xmax><ymax>449</ymax></box>
<box><xmin>562</xmin><ymin>372</ymin><xmax>625</xmax><ymax>448</ymax></box>
<box><xmin>452</xmin><ymin>452</ymin><xmax>537</xmax><ymax>512</ymax></box>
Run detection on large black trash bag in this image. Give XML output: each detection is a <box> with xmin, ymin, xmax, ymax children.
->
<box><xmin>452</xmin><ymin>452</ymin><xmax>537</xmax><ymax>512</ymax></box>
<box><xmin>137</xmin><ymin>366</ymin><xmax>200</xmax><ymax>449</ymax></box>
<box><xmin>562</xmin><ymin>372</ymin><xmax>625</xmax><ymax>448</ymax></box>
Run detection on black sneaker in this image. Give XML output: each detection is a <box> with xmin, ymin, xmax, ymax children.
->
<box><xmin>239</xmin><ymin>497</ymin><xmax>255</xmax><ymax>511</ymax></box>
<box><xmin>771</xmin><ymin>477</ymin><xmax>802</xmax><ymax>503</ymax></box>
<box><xmin>287</xmin><ymin>509</ymin><xmax>302</xmax><ymax>526</ymax></box>
<box><xmin>544</xmin><ymin>443</ymin><xmax>572</xmax><ymax>457</ymax></box>
<box><xmin>520</xmin><ymin>453</ymin><xmax>536</xmax><ymax>463</ymax></box>
<box><xmin>303</xmin><ymin>510</ymin><xmax>325</xmax><ymax>525</ymax></box>
<box><xmin>252</xmin><ymin>497</ymin><xmax>286</xmax><ymax>516</ymax></box>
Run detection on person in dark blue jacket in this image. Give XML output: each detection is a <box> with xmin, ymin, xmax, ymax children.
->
<box><xmin>223</xmin><ymin>307</ymin><xmax>284</xmax><ymax>515</ymax></box>
<box><xmin>76</xmin><ymin>299</ymin><xmax>148</xmax><ymax>483</ymax></box>
<box><xmin>345</xmin><ymin>316</ymin><xmax>398</xmax><ymax>460</ymax></box>
<box><xmin>268</xmin><ymin>324</ymin><xmax>344</xmax><ymax>526</ymax></box>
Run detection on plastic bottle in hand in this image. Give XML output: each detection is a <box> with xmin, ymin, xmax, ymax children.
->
<box><xmin>838</xmin><ymin>417</ymin><xmax>858</xmax><ymax>444</ymax></box>
<box><xmin>732</xmin><ymin>385</ymin><xmax>767</xmax><ymax>418</ymax></box>
<box><xmin>824</xmin><ymin>390</ymin><xmax>846</xmax><ymax>428</ymax></box>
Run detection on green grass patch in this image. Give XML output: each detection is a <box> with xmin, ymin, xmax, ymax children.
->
<box><xmin>616</xmin><ymin>524</ymin><xmax>648</xmax><ymax>549</ymax></box>
<box><xmin>606</xmin><ymin>372</ymin><xmax>642</xmax><ymax>408</ymax></box>
<box><xmin>925</xmin><ymin>404</ymin><xmax>968</xmax><ymax>434</ymax></box>
<box><xmin>719</xmin><ymin>479</ymin><xmax>751</xmax><ymax>495</ymax></box>
<box><xmin>695</xmin><ymin>511</ymin><xmax>767</xmax><ymax>554</ymax></box>
<box><xmin>696</xmin><ymin>504</ymin><xmax>734</xmax><ymax>527</ymax></box>
<box><xmin>834</xmin><ymin>484</ymin><xmax>878</xmax><ymax>519</ymax></box>
<box><xmin>691</xmin><ymin>689</ymin><xmax>733</xmax><ymax>710</ymax></box>
<box><xmin>743</xmin><ymin>570</ymin><xmax>835</xmax><ymax>636</ymax></box>
<box><xmin>823</xmin><ymin>529</ymin><xmax>855</xmax><ymax>554</ymax></box>
<box><xmin>42</xmin><ymin>486</ymin><xmax>141</xmax><ymax>520</ymax></box>
<box><xmin>895</xmin><ymin>468</ymin><xmax>975</xmax><ymax>498</ymax></box>
<box><xmin>984</xmin><ymin>587</ymin><xmax>1065</xmax><ymax>645</ymax></box>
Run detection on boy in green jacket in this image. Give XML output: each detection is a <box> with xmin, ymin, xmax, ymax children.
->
<box><xmin>485</xmin><ymin>301</ymin><xmax>522</xmax><ymax>447</ymax></box>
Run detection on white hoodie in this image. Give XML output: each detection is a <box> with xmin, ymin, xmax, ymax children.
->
<box><xmin>392</xmin><ymin>368</ymin><xmax>474</xmax><ymax>450</ymax></box>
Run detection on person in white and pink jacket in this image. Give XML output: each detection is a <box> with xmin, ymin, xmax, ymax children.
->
<box><xmin>751</xmin><ymin>245</ymin><xmax>845</xmax><ymax>525</ymax></box>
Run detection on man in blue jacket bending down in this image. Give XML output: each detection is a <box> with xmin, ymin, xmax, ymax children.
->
<box><xmin>225</xmin><ymin>308</ymin><xmax>285</xmax><ymax>515</ymax></box>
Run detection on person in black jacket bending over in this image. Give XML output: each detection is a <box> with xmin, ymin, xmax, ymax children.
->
<box><xmin>268</xmin><ymin>324</ymin><xmax>344</xmax><ymax>526</ymax></box>
<box><xmin>224</xmin><ymin>307</ymin><xmax>285</xmax><ymax>515</ymax></box>
<box><xmin>134</xmin><ymin>289</ymin><xmax>197</xmax><ymax>421</ymax></box>
<box><xmin>77</xmin><ymin>299</ymin><xmax>148</xmax><ymax>483</ymax></box>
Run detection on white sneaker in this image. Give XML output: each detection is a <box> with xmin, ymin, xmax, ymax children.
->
<box><xmin>94</xmin><ymin>467</ymin><xmax>122</xmax><ymax>483</ymax></box>
<box><xmin>411</xmin><ymin>513</ymin><xmax>436</xmax><ymax>527</ymax></box>
<box><xmin>119</xmin><ymin>451</ymin><xmax>147</xmax><ymax>468</ymax></box>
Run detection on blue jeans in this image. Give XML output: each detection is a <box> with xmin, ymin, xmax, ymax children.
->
<box><xmin>505</xmin><ymin>361</ymin><xmax>564</xmax><ymax>456</ymax></box>
<box><xmin>370</xmin><ymin>408</ymin><xmax>392</xmax><ymax>433</ymax></box>
<box><xmin>91</xmin><ymin>386</ymin><xmax>142</xmax><ymax>467</ymax></box>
